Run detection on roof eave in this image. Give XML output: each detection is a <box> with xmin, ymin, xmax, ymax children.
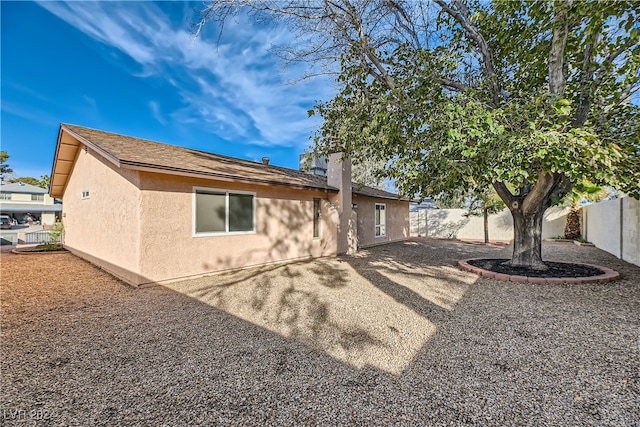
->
<box><xmin>50</xmin><ymin>125</ymin><xmax>123</xmax><ymax>198</ymax></box>
<box><xmin>49</xmin><ymin>126</ymin><xmax>65</xmax><ymax>198</ymax></box>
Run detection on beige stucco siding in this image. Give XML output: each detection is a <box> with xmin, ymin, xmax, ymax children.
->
<box><xmin>354</xmin><ymin>195</ymin><xmax>410</xmax><ymax>248</ymax></box>
<box><xmin>62</xmin><ymin>147</ymin><xmax>142</xmax><ymax>284</ymax></box>
<box><xmin>137</xmin><ymin>172</ymin><xmax>337</xmax><ymax>284</ymax></box>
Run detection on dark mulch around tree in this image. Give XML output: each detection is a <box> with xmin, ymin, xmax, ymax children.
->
<box><xmin>468</xmin><ymin>258</ymin><xmax>605</xmax><ymax>278</ymax></box>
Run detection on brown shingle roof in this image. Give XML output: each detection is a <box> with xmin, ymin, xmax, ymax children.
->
<box><xmin>61</xmin><ymin>124</ymin><xmax>337</xmax><ymax>192</ymax></box>
<box><xmin>57</xmin><ymin>124</ymin><xmax>408</xmax><ymax>200</ymax></box>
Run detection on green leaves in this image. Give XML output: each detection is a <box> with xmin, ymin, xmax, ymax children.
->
<box><xmin>553</xmin><ymin>98</ymin><xmax>572</xmax><ymax>117</ymax></box>
<box><xmin>308</xmin><ymin>1</ymin><xmax>639</xmax><ymax>201</ymax></box>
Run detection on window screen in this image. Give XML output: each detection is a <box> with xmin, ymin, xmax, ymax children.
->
<box><xmin>195</xmin><ymin>190</ymin><xmax>254</xmax><ymax>234</ymax></box>
<box><xmin>313</xmin><ymin>198</ymin><xmax>321</xmax><ymax>238</ymax></box>
<box><xmin>375</xmin><ymin>204</ymin><xmax>386</xmax><ymax>237</ymax></box>
<box><xmin>229</xmin><ymin>193</ymin><xmax>254</xmax><ymax>232</ymax></box>
<box><xmin>196</xmin><ymin>192</ymin><xmax>226</xmax><ymax>233</ymax></box>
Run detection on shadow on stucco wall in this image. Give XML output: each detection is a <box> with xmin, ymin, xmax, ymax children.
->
<box><xmin>197</xmin><ymin>196</ymin><xmax>334</xmax><ymax>275</ymax></box>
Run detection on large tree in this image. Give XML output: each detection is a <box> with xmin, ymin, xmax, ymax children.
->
<box><xmin>199</xmin><ymin>1</ymin><xmax>640</xmax><ymax>269</ymax></box>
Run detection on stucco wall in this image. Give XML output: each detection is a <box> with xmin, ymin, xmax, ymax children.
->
<box><xmin>410</xmin><ymin>207</ymin><xmax>568</xmax><ymax>241</ymax></box>
<box><xmin>62</xmin><ymin>147</ymin><xmax>143</xmax><ymax>284</ymax></box>
<box><xmin>354</xmin><ymin>195</ymin><xmax>410</xmax><ymax>248</ymax></box>
<box><xmin>136</xmin><ymin>172</ymin><xmax>338</xmax><ymax>284</ymax></box>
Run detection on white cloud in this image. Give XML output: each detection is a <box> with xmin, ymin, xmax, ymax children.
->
<box><xmin>37</xmin><ymin>1</ymin><xmax>334</xmax><ymax>149</ymax></box>
<box><xmin>148</xmin><ymin>101</ymin><xmax>166</xmax><ymax>125</ymax></box>
<box><xmin>1</xmin><ymin>100</ymin><xmax>58</xmax><ymax>126</ymax></box>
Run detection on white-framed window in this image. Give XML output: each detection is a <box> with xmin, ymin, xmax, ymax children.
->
<box><xmin>375</xmin><ymin>203</ymin><xmax>386</xmax><ymax>237</ymax></box>
<box><xmin>31</xmin><ymin>194</ymin><xmax>44</xmax><ymax>201</ymax></box>
<box><xmin>313</xmin><ymin>198</ymin><xmax>321</xmax><ymax>239</ymax></box>
<box><xmin>81</xmin><ymin>191</ymin><xmax>90</xmax><ymax>200</ymax></box>
<box><xmin>0</xmin><ymin>193</ymin><xmax>10</xmax><ymax>200</ymax></box>
<box><xmin>193</xmin><ymin>187</ymin><xmax>255</xmax><ymax>236</ymax></box>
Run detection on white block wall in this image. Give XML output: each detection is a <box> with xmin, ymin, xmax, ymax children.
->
<box><xmin>410</xmin><ymin>207</ymin><xmax>568</xmax><ymax>241</ymax></box>
<box><xmin>410</xmin><ymin>197</ymin><xmax>640</xmax><ymax>268</ymax></box>
<box><xmin>583</xmin><ymin>198</ymin><xmax>622</xmax><ymax>258</ymax></box>
<box><xmin>621</xmin><ymin>198</ymin><xmax>640</xmax><ymax>266</ymax></box>
<box><xmin>582</xmin><ymin>197</ymin><xmax>640</xmax><ymax>267</ymax></box>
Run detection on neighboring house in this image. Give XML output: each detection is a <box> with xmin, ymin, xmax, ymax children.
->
<box><xmin>0</xmin><ymin>182</ymin><xmax>62</xmax><ymax>225</ymax></box>
<box><xmin>50</xmin><ymin>124</ymin><xmax>410</xmax><ymax>286</ymax></box>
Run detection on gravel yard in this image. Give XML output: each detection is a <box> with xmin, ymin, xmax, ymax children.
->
<box><xmin>1</xmin><ymin>240</ymin><xmax>639</xmax><ymax>426</ymax></box>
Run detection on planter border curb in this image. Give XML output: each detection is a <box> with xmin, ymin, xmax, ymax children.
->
<box><xmin>458</xmin><ymin>259</ymin><xmax>620</xmax><ymax>284</ymax></box>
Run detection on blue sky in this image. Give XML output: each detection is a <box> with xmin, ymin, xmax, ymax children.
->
<box><xmin>1</xmin><ymin>1</ymin><xmax>334</xmax><ymax>179</ymax></box>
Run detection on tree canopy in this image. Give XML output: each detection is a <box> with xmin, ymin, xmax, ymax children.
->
<box><xmin>307</xmin><ymin>1</ymin><xmax>639</xmax><ymax>202</ymax></box>
<box><xmin>199</xmin><ymin>0</ymin><xmax>639</xmax><ymax>267</ymax></box>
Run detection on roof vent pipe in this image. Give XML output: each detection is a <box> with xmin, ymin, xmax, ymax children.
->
<box><xmin>262</xmin><ymin>157</ymin><xmax>270</xmax><ymax>165</ymax></box>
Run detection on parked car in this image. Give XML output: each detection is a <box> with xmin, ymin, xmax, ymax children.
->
<box><xmin>0</xmin><ymin>217</ymin><xmax>12</xmax><ymax>230</ymax></box>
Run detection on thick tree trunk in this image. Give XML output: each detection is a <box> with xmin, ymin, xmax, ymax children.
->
<box><xmin>493</xmin><ymin>173</ymin><xmax>572</xmax><ymax>270</ymax></box>
<box><xmin>508</xmin><ymin>204</ymin><xmax>546</xmax><ymax>269</ymax></box>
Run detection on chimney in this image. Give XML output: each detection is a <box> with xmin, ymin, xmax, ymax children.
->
<box><xmin>299</xmin><ymin>154</ymin><xmax>327</xmax><ymax>176</ymax></box>
<box><xmin>327</xmin><ymin>152</ymin><xmax>357</xmax><ymax>254</ymax></box>
<box><xmin>327</xmin><ymin>152</ymin><xmax>350</xmax><ymax>195</ymax></box>
<box><xmin>261</xmin><ymin>157</ymin><xmax>270</xmax><ymax>165</ymax></box>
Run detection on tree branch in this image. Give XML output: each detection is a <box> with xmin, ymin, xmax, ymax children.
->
<box><xmin>433</xmin><ymin>0</ymin><xmax>501</xmax><ymax>106</ymax></box>
<box><xmin>492</xmin><ymin>181</ymin><xmax>515</xmax><ymax>207</ymax></box>
<box><xmin>440</xmin><ymin>78</ymin><xmax>467</xmax><ymax>92</ymax></box>
<box><xmin>385</xmin><ymin>0</ymin><xmax>421</xmax><ymax>48</ymax></box>
<box><xmin>548</xmin><ymin>1</ymin><xmax>571</xmax><ymax>98</ymax></box>
<box><xmin>572</xmin><ymin>31</ymin><xmax>599</xmax><ymax>127</ymax></box>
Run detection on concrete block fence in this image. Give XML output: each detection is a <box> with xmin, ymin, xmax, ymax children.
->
<box><xmin>411</xmin><ymin>197</ymin><xmax>640</xmax><ymax>268</ymax></box>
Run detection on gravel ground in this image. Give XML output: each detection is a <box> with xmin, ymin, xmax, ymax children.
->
<box><xmin>1</xmin><ymin>240</ymin><xmax>639</xmax><ymax>426</ymax></box>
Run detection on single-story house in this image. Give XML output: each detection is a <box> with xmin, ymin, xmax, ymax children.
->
<box><xmin>50</xmin><ymin>124</ymin><xmax>410</xmax><ymax>286</ymax></box>
<box><xmin>0</xmin><ymin>182</ymin><xmax>62</xmax><ymax>225</ymax></box>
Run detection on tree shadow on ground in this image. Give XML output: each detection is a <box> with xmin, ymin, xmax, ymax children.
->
<box><xmin>5</xmin><ymin>243</ymin><xmax>640</xmax><ymax>426</ymax></box>
<box><xmin>164</xmin><ymin>239</ymin><xmax>510</xmax><ymax>374</ymax></box>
